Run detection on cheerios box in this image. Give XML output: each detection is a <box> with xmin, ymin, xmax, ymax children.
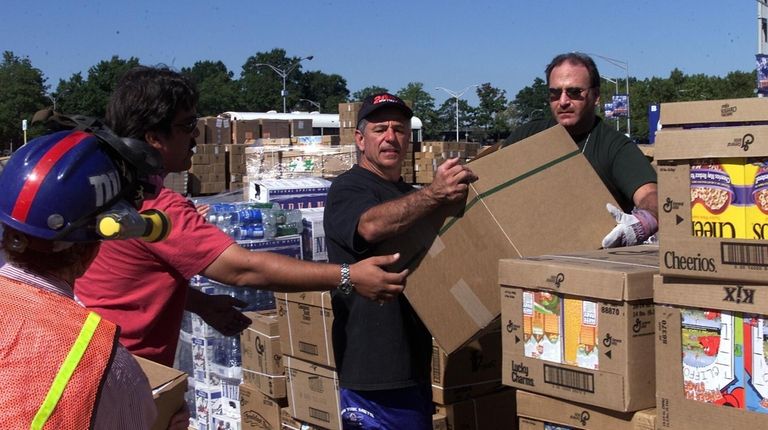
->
<box><xmin>654</xmin><ymin>275</ymin><xmax>768</xmax><ymax>428</ymax></box>
<box><xmin>656</xmin><ymin>101</ymin><xmax>768</xmax><ymax>283</ymax></box>
<box><xmin>500</xmin><ymin>246</ymin><xmax>658</xmax><ymax>412</ymax></box>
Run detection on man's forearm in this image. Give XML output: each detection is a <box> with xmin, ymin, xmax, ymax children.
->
<box><xmin>357</xmin><ymin>187</ymin><xmax>441</xmax><ymax>243</ymax></box>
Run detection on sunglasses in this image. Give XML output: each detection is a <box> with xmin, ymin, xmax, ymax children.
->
<box><xmin>172</xmin><ymin>116</ymin><xmax>199</xmax><ymax>134</ymax></box>
<box><xmin>548</xmin><ymin>87</ymin><xmax>591</xmax><ymax>101</ymax></box>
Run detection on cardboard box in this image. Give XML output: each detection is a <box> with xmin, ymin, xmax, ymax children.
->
<box><xmin>659</xmin><ymin>97</ymin><xmax>768</xmax><ymax>128</ymax></box>
<box><xmin>435</xmin><ymin>388</ymin><xmax>517</xmax><ymax>430</ymax></box>
<box><xmin>500</xmin><ymin>246</ymin><xmax>658</xmax><ymax>411</ymax></box>
<box><xmin>232</xmin><ymin>120</ymin><xmax>262</xmax><ymax>143</ymax></box>
<box><xmin>654</xmin><ymin>275</ymin><xmax>768</xmax><ymax>427</ymax></box>
<box><xmin>277</xmin><ymin>291</ymin><xmax>334</xmax><ymax>367</ymax></box>
<box><xmin>284</xmin><ymin>356</ymin><xmax>341</xmax><ymax>430</ymax></box>
<box><xmin>655</xmin><ymin>122</ymin><xmax>768</xmax><ymax>283</ymax></box>
<box><xmin>291</xmin><ymin>119</ymin><xmax>313</xmax><ymax>137</ymax></box>
<box><xmin>260</xmin><ymin>120</ymin><xmax>291</xmax><ymax>139</ymax></box>
<box><xmin>195</xmin><ymin>382</ymin><xmax>223</xmax><ymax>430</ymax></box>
<box><xmin>432</xmin><ymin>328</ymin><xmax>503</xmax><ymax>405</ymax></box>
<box><xmin>241</xmin><ymin>311</ymin><xmax>286</xmax><ymax>399</ymax></box>
<box><xmin>381</xmin><ymin>124</ymin><xmax>618</xmax><ymax>354</ymax></box>
<box><xmin>240</xmin><ymin>383</ymin><xmax>288</xmax><ymax>430</ymax></box>
<box><xmin>204</xmin><ymin>117</ymin><xmax>232</xmax><ymax>145</ymax></box>
<box><xmin>300</xmin><ymin>207</ymin><xmax>327</xmax><ymax>262</ymax></box>
<box><xmin>135</xmin><ymin>355</ymin><xmax>188</xmax><ymax>430</ymax></box>
<box><xmin>280</xmin><ymin>408</ymin><xmax>325</xmax><ymax>430</ymax></box>
<box><xmin>245</xmin><ymin>177</ymin><xmax>331</xmax><ymax>208</ymax></box>
<box><xmin>516</xmin><ymin>390</ymin><xmax>656</xmax><ymax>430</ymax></box>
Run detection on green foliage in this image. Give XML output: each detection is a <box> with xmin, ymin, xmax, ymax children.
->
<box><xmin>56</xmin><ymin>56</ymin><xmax>139</xmax><ymax>118</ymax></box>
<box><xmin>182</xmin><ymin>60</ymin><xmax>241</xmax><ymax>116</ymax></box>
<box><xmin>0</xmin><ymin>51</ymin><xmax>47</xmax><ymax>151</ymax></box>
<box><xmin>298</xmin><ymin>71</ymin><xmax>349</xmax><ymax>112</ymax></box>
<box><xmin>475</xmin><ymin>83</ymin><xmax>510</xmax><ymax>140</ymax></box>
<box><xmin>396</xmin><ymin>82</ymin><xmax>439</xmax><ymax>138</ymax></box>
<box><xmin>351</xmin><ymin>86</ymin><xmax>389</xmax><ymax>101</ymax></box>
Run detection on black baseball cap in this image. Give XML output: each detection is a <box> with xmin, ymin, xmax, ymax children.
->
<box><xmin>357</xmin><ymin>93</ymin><xmax>413</xmax><ymax>127</ymax></box>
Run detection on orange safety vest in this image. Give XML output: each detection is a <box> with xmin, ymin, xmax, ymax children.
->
<box><xmin>0</xmin><ymin>275</ymin><xmax>119</xmax><ymax>430</ymax></box>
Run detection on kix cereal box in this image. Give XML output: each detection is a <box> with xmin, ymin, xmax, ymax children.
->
<box><xmin>523</xmin><ymin>291</ymin><xmax>562</xmax><ymax>363</ymax></box>
<box><xmin>746</xmin><ymin>316</ymin><xmax>768</xmax><ymax>413</ymax></box>
<box><xmin>690</xmin><ymin>158</ymin><xmax>748</xmax><ymax>239</ymax></box>
<box><xmin>681</xmin><ymin>309</ymin><xmax>745</xmax><ymax>407</ymax></box>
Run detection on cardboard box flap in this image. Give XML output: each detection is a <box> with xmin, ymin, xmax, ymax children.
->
<box><xmin>653</xmin><ymin>274</ymin><xmax>768</xmax><ymax>313</ymax></box>
<box><xmin>382</xmin><ymin>124</ymin><xmax>618</xmax><ymax>354</ymax></box>
<box><xmin>243</xmin><ymin>310</ymin><xmax>280</xmax><ymax>337</ymax></box>
<box><xmin>655</xmin><ymin>126</ymin><xmax>768</xmax><ymax>160</ymax></box>
<box><xmin>135</xmin><ymin>355</ymin><xmax>187</xmax><ymax>430</ymax></box>
<box><xmin>498</xmin><ymin>245</ymin><xmax>658</xmax><ymax>302</ymax></box>
<box><xmin>284</xmin><ymin>355</ymin><xmax>337</xmax><ymax>379</ymax></box>
<box><xmin>660</xmin><ymin>98</ymin><xmax>768</xmax><ymax>127</ymax></box>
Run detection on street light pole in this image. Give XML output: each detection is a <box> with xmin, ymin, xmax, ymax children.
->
<box><xmin>587</xmin><ymin>53</ymin><xmax>630</xmax><ymax>136</ymax></box>
<box><xmin>255</xmin><ymin>55</ymin><xmax>314</xmax><ymax>113</ymax></box>
<box><xmin>299</xmin><ymin>98</ymin><xmax>321</xmax><ymax>112</ymax></box>
<box><xmin>47</xmin><ymin>93</ymin><xmax>58</xmax><ymax>112</ymax></box>
<box><xmin>436</xmin><ymin>85</ymin><xmax>479</xmax><ymax>142</ymax></box>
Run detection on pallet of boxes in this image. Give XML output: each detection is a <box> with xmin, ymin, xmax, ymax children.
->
<box><xmin>188</xmin><ymin>117</ymin><xmax>230</xmax><ymax>196</ymax></box>
<box><xmin>654</xmin><ymin>97</ymin><xmax>768</xmax><ymax>429</ymax></box>
<box><xmin>414</xmin><ymin>141</ymin><xmax>480</xmax><ymax>185</ymax></box>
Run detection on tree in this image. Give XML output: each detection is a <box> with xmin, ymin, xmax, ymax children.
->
<box><xmin>435</xmin><ymin>98</ymin><xmax>475</xmax><ymax>140</ymax></box>
<box><xmin>351</xmin><ymin>86</ymin><xmax>389</xmax><ymax>101</ymax></box>
<box><xmin>396</xmin><ymin>82</ymin><xmax>438</xmax><ymax>138</ymax></box>
<box><xmin>0</xmin><ymin>51</ymin><xmax>47</xmax><ymax>152</ymax></box>
<box><xmin>510</xmin><ymin>77</ymin><xmax>551</xmax><ymax>127</ymax></box>
<box><xmin>182</xmin><ymin>60</ymin><xmax>241</xmax><ymax>116</ymax></box>
<box><xmin>56</xmin><ymin>56</ymin><xmax>140</xmax><ymax>118</ymax></box>
<box><xmin>240</xmin><ymin>49</ymin><xmax>311</xmax><ymax>112</ymax></box>
<box><xmin>298</xmin><ymin>71</ymin><xmax>350</xmax><ymax>112</ymax></box>
<box><xmin>475</xmin><ymin>83</ymin><xmax>510</xmax><ymax>140</ymax></box>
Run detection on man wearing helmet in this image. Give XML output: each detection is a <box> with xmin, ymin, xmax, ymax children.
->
<box><xmin>75</xmin><ymin>66</ymin><xmax>408</xmax><ymax>368</ymax></box>
<box><xmin>0</xmin><ymin>130</ymin><xmax>184</xmax><ymax>428</ymax></box>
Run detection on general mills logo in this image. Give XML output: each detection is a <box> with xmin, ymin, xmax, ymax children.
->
<box><xmin>546</xmin><ymin>273</ymin><xmax>565</xmax><ymax>288</ymax></box>
<box><xmin>569</xmin><ymin>411</ymin><xmax>591</xmax><ymax>426</ymax></box>
<box><xmin>726</xmin><ymin>133</ymin><xmax>754</xmax><ymax>151</ymax></box>
<box><xmin>721</xmin><ymin>103</ymin><xmax>737</xmax><ymax>117</ymax></box>
<box><xmin>602</xmin><ymin>333</ymin><xmax>613</xmax><ymax>348</ymax></box>
<box><xmin>662</xmin><ymin>197</ymin><xmax>683</xmax><ymax>213</ymax></box>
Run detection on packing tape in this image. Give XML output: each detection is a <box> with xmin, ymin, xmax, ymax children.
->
<box><xmin>450</xmin><ymin>279</ymin><xmax>493</xmax><ymax>328</ymax></box>
<box><xmin>427</xmin><ymin>235</ymin><xmax>445</xmax><ymax>257</ymax></box>
<box><xmin>320</xmin><ymin>291</ymin><xmax>332</xmax><ymax>366</ymax></box>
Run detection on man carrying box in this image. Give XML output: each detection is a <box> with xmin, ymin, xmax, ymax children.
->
<box><xmin>503</xmin><ymin>52</ymin><xmax>658</xmax><ymax>248</ymax></box>
<box><xmin>324</xmin><ymin>93</ymin><xmax>478</xmax><ymax>429</ymax></box>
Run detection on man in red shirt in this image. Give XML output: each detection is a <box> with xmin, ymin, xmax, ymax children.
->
<box><xmin>75</xmin><ymin>66</ymin><xmax>407</xmax><ymax>366</ymax></box>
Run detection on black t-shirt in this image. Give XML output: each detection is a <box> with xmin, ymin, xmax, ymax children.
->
<box><xmin>323</xmin><ymin>165</ymin><xmax>433</xmax><ymax>391</ymax></box>
<box><xmin>503</xmin><ymin>117</ymin><xmax>656</xmax><ymax>212</ymax></box>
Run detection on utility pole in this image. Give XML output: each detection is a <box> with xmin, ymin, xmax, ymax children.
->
<box><xmin>759</xmin><ymin>0</ymin><xmax>768</xmax><ymax>97</ymax></box>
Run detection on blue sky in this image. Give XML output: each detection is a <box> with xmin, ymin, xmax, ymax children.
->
<box><xmin>3</xmin><ymin>1</ymin><xmax>760</xmax><ymax>107</ymax></box>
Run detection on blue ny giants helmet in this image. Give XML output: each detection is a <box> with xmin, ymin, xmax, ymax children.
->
<box><xmin>0</xmin><ymin>129</ymin><xmax>166</xmax><ymax>243</ymax></box>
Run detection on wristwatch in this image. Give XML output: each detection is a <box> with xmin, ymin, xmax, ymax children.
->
<box><xmin>338</xmin><ymin>263</ymin><xmax>355</xmax><ymax>295</ymax></box>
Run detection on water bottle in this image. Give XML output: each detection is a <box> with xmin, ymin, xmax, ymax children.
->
<box><xmin>265</xmin><ymin>208</ymin><xmax>304</xmax><ymax>237</ymax></box>
<box><xmin>207</xmin><ymin>203</ymin><xmax>237</xmax><ymax>225</ymax></box>
<box><xmin>214</xmin><ymin>336</ymin><xmax>241</xmax><ymax>368</ymax></box>
<box><xmin>230</xmin><ymin>209</ymin><xmax>264</xmax><ymax>225</ymax></box>
<box><xmin>225</xmin><ymin>224</ymin><xmax>269</xmax><ymax>240</ymax></box>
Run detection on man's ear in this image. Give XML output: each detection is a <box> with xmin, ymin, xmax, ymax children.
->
<box><xmin>144</xmin><ymin>130</ymin><xmax>163</xmax><ymax>150</ymax></box>
<box><xmin>354</xmin><ymin>129</ymin><xmax>365</xmax><ymax>152</ymax></box>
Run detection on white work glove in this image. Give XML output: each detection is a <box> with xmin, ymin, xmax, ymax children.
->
<box><xmin>601</xmin><ymin>203</ymin><xmax>658</xmax><ymax>248</ymax></box>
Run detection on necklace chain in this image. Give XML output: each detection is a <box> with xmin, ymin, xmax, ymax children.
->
<box><xmin>581</xmin><ymin>132</ymin><xmax>592</xmax><ymax>154</ymax></box>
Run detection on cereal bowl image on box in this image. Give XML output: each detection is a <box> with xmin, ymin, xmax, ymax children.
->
<box><xmin>681</xmin><ymin>309</ymin><xmax>744</xmax><ymax>408</ymax></box>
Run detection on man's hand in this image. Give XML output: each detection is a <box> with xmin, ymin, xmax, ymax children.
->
<box><xmin>425</xmin><ymin>158</ymin><xmax>479</xmax><ymax>204</ymax></box>
<box><xmin>196</xmin><ymin>203</ymin><xmax>211</xmax><ymax>220</ymax></box>
<box><xmin>348</xmin><ymin>253</ymin><xmax>408</xmax><ymax>302</ymax></box>
<box><xmin>601</xmin><ymin>203</ymin><xmax>658</xmax><ymax>248</ymax></box>
<box><xmin>194</xmin><ymin>294</ymin><xmax>252</xmax><ymax>336</ymax></box>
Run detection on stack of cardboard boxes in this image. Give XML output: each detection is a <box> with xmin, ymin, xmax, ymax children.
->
<box><xmin>338</xmin><ymin>102</ymin><xmax>361</xmax><ymax>145</ymax></box>
<box><xmin>188</xmin><ymin>117</ymin><xmax>230</xmax><ymax>196</ymax></box>
<box><xmin>653</xmin><ymin>97</ymin><xmax>768</xmax><ymax>428</ymax></box>
<box><xmin>414</xmin><ymin>141</ymin><xmax>481</xmax><ymax>184</ymax></box>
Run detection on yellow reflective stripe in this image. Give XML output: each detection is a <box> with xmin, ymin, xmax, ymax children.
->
<box><xmin>31</xmin><ymin>312</ymin><xmax>102</xmax><ymax>430</ymax></box>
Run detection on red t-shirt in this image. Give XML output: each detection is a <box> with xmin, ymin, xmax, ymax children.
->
<box><xmin>75</xmin><ymin>185</ymin><xmax>234</xmax><ymax>366</ymax></box>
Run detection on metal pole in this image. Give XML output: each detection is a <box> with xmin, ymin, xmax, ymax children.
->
<box><xmin>587</xmin><ymin>53</ymin><xmax>630</xmax><ymax>136</ymax></box>
<box><xmin>455</xmin><ymin>97</ymin><xmax>460</xmax><ymax>142</ymax></box>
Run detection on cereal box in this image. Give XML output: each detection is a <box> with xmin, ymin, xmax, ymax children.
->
<box><xmin>563</xmin><ymin>298</ymin><xmax>599</xmax><ymax>370</ymax></box>
<box><xmin>747</xmin><ymin>158</ymin><xmax>768</xmax><ymax>240</ymax></box>
<box><xmin>523</xmin><ymin>291</ymin><xmax>562</xmax><ymax>363</ymax></box>
<box><xmin>746</xmin><ymin>316</ymin><xmax>768</xmax><ymax>413</ymax></box>
<box><xmin>681</xmin><ymin>309</ymin><xmax>744</xmax><ymax>407</ymax></box>
<box><xmin>690</xmin><ymin>158</ymin><xmax>748</xmax><ymax>239</ymax></box>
